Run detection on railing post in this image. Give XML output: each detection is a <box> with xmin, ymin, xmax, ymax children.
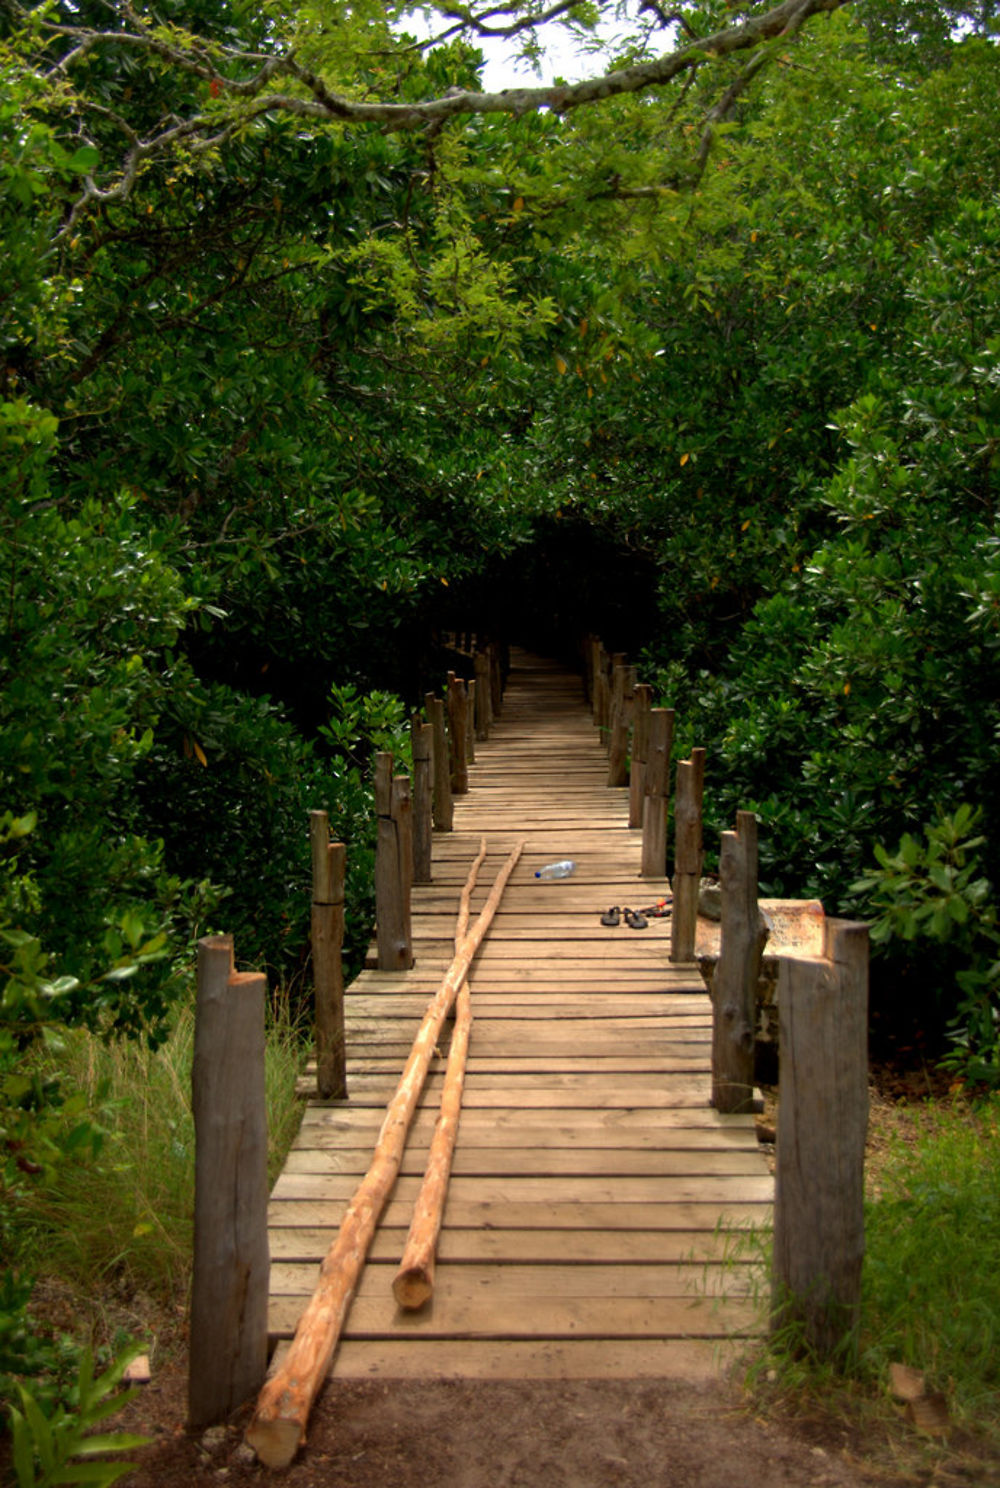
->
<box><xmin>466</xmin><ymin>681</ymin><xmax>476</xmax><ymax>765</ymax></box>
<box><xmin>310</xmin><ymin>811</ymin><xmax>347</xmax><ymax>1100</ymax></box>
<box><xmin>606</xmin><ymin>660</ymin><xmax>634</xmax><ymax>788</ymax></box>
<box><xmin>640</xmin><ymin>707</ymin><xmax>674</xmax><ymax>878</ymax></box>
<box><xmin>411</xmin><ymin>716</ymin><xmax>433</xmax><ymax>883</ymax></box>
<box><xmin>446</xmin><ymin>671</ymin><xmax>469</xmax><ymax>795</ymax></box>
<box><xmin>189</xmin><ymin>935</ymin><xmax>269</xmax><ymax>1428</ymax></box>
<box><xmin>772</xmin><ymin>921</ymin><xmax>869</xmax><ymax>1357</ymax></box>
<box><xmin>670</xmin><ymin>747</ymin><xmax>705</xmax><ymax>962</ymax></box>
<box><xmin>375</xmin><ymin>752</ymin><xmax>413</xmax><ymax>970</ymax></box>
<box><xmin>425</xmin><ymin>692</ymin><xmax>453</xmax><ymax>832</ymax></box>
<box><xmin>711</xmin><ymin>811</ymin><xmax>767</xmax><ymax>1113</ymax></box>
<box><xmin>629</xmin><ymin>684</ymin><xmax>652</xmax><ymax>829</ymax></box>
<box><xmin>474</xmin><ymin>650</ymin><xmax>491</xmax><ymax>740</ymax></box>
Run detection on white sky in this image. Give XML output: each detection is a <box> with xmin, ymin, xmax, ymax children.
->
<box><xmin>402</xmin><ymin>7</ymin><xmax>635</xmax><ymax>92</ymax></box>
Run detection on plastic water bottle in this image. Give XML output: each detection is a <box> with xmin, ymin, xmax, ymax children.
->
<box><xmin>535</xmin><ymin>860</ymin><xmax>576</xmax><ymax>880</ymax></box>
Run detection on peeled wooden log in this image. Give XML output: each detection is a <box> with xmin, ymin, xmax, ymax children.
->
<box><xmin>245</xmin><ymin>838</ymin><xmax>525</xmax><ymax>1469</ymax></box>
<box><xmin>392</xmin><ymin>837</ymin><xmax>487</xmax><ymax>1309</ymax></box>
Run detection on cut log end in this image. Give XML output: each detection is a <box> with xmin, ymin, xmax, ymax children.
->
<box><xmin>392</xmin><ymin>1266</ymin><xmax>433</xmax><ymax>1311</ymax></box>
<box><xmin>245</xmin><ymin>1415</ymin><xmax>303</xmax><ymax>1469</ymax></box>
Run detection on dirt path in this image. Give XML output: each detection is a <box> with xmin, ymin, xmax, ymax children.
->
<box><xmin>117</xmin><ymin>1369</ymin><xmax>949</xmax><ymax>1488</ymax></box>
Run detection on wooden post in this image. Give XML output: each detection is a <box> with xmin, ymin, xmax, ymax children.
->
<box><xmin>489</xmin><ymin>644</ymin><xmax>503</xmax><ymax>719</ymax></box>
<box><xmin>425</xmin><ymin>693</ymin><xmax>453</xmax><ymax>833</ymax></box>
<box><xmin>189</xmin><ymin>936</ymin><xmax>269</xmax><ymax>1429</ymax></box>
<box><xmin>474</xmin><ymin>651</ymin><xmax>491</xmax><ymax>740</ymax></box>
<box><xmin>411</xmin><ymin>717</ymin><xmax>433</xmax><ymax>884</ymax></box>
<box><xmin>393</xmin><ymin>774</ymin><xmax>414</xmax><ymax>961</ymax></box>
<box><xmin>640</xmin><ymin>708</ymin><xmax>674</xmax><ymax>878</ymax></box>
<box><xmin>466</xmin><ymin>681</ymin><xmax>476</xmax><ymax>765</ymax></box>
<box><xmin>670</xmin><ymin>747</ymin><xmax>705</xmax><ymax>962</ymax></box>
<box><xmin>374</xmin><ymin>753</ymin><xmax>413</xmax><ymax>971</ymax></box>
<box><xmin>629</xmin><ymin>684</ymin><xmax>652</xmax><ymax>829</ymax></box>
<box><xmin>772</xmin><ymin>920</ymin><xmax>869</xmax><ymax>1358</ymax></box>
<box><xmin>711</xmin><ymin>811</ymin><xmax>768</xmax><ymax>1113</ymax></box>
<box><xmin>592</xmin><ymin>643</ymin><xmax>610</xmax><ymax>734</ymax></box>
<box><xmin>606</xmin><ymin>659</ymin><xmax>632</xmax><ymax>788</ymax></box>
<box><xmin>246</xmin><ymin>840</ymin><xmax>526</xmax><ymax>1469</ymax></box>
<box><xmin>446</xmin><ymin>671</ymin><xmax>469</xmax><ymax>795</ymax></box>
<box><xmin>310</xmin><ymin>812</ymin><xmax>347</xmax><ymax>1101</ymax></box>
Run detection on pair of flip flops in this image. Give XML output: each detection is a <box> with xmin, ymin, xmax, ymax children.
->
<box><xmin>600</xmin><ymin>906</ymin><xmax>648</xmax><ymax>930</ymax></box>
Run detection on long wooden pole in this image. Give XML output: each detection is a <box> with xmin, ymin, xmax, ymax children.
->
<box><xmin>245</xmin><ymin>838</ymin><xmax>526</xmax><ymax>1469</ymax></box>
<box><xmin>392</xmin><ymin>838</ymin><xmax>488</xmax><ymax>1309</ymax></box>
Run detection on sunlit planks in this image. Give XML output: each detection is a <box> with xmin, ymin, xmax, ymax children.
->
<box><xmin>268</xmin><ymin>650</ymin><xmax>772</xmax><ymax>1381</ymax></box>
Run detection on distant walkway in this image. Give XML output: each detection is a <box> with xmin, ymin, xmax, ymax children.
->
<box><xmin>268</xmin><ymin>651</ymin><xmax>772</xmax><ymax>1380</ymax></box>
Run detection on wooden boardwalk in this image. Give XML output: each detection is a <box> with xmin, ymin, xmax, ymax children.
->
<box><xmin>267</xmin><ymin>652</ymin><xmax>773</xmax><ymax>1381</ymax></box>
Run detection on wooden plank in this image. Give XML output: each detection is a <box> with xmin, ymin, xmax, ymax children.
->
<box><xmin>269</xmin><ymin>1293</ymin><xmax>760</xmax><ymax>1339</ymax></box>
<box><xmin>271</xmin><ymin>1260</ymin><xmax>758</xmax><ymax>1299</ymax></box>
<box><xmin>265</xmin><ymin>647</ymin><xmax>771</xmax><ymax>1382</ymax></box>
<box><xmin>269</xmin><ymin>1226</ymin><xmax>753</xmax><ymax>1265</ymax></box>
<box><xmin>322</xmin><ymin>1337</ymin><xmax>745</xmax><ymax>1380</ymax></box>
<box><xmin>282</xmin><ymin>1147</ymin><xmax>767</xmax><ymax>1178</ymax></box>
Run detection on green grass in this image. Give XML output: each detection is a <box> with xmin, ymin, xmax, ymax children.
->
<box><xmin>859</xmin><ymin>1094</ymin><xmax>1000</xmax><ymax>1428</ymax></box>
<box><xmin>17</xmin><ymin>988</ymin><xmax>307</xmax><ymax>1306</ymax></box>
<box><xmin>733</xmin><ymin>1093</ymin><xmax>1000</xmax><ymax>1456</ymax></box>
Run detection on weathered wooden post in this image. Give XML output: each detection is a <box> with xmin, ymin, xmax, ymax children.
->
<box><xmin>411</xmin><ymin>716</ymin><xmax>433</xmax><ymax>883</ymax></box>
<box><xmin>446</xmin><ymin>671</ymin><xmax>469</xmax><ymax>795</ymax></box>
<box><xmin>772</xmin><ymin>920</ymin><xmax>869</xmax><ymax>1358</ymax></box>
<box><xmin>489</xmin><ymin>643</ymin><xmax>503</xmax><ymax>720</ymax></box>
<box><xmin>310</xmin><ymin>812</ymin><xmax>347</xmax><ymax>1100</ymax></box>
<box><xmin>425</xmin><ymin>692</ymin><xmax>453</xmax><ymax>832</ymax></box>
<box><xmin>670</xmin><ymin>747</ymin><xmax>705</xmax><ymax>962</ymax></box>
<box><xmin>711</xmin><ymin>811</ymin><xmax>768</xmax><ymax>1113</ymax></box>
<box><xmin>640</xmin><ymin>707</ymin><xmax>674</xmax><ymax>878</ymax></box>
<box><xmin>592</xmin><ymin>643</ymin><xmax>610</xmax><ymax>735</ymax></box>
<box><xmin>466</xmin><ymin>681</ymin><xmax>476</xmax><ymax>765</ymax></box>
<box><xmin>474</xmin><ymin>650</ymin><xmax>491</xmax><ymax>740</ymax></box>
<box><xmin>606</xmin><ymin>659</ymin><xmax>633</xmax><ymax>788</ymax></box>
<box><xmin>189</xmin><ymin>935</ymin><xmax>269</xmax><ymax>1429</ymax></box>
<box><xmin>629</xmin><ymin>684</ymin><xmax>652</xmax><ymax>829</ymax></box>
<box><xmin>374</xmin><ymin>752</ymin><xmax>413</xmax><ymax>970</ymax></box>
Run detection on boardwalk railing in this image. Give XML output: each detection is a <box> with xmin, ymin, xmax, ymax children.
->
<box><xmin>187</xmin><ymin>637</ymin><xmax>870</xmax><ymax>1438</ymax></box>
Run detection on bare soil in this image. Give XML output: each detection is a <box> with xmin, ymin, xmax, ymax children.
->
<box><xmin>11</xmin><ymin>1067</ymin><xmax>1000</xmax><ymax>1488</ymax></box>
<box><xmin>113</xmin><ymin>1359</ymin><xmax>1000</xmax><ymax>1488</ymax></box>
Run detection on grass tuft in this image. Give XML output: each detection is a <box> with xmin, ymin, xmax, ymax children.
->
<box><xmin>18</xmin><ymin>987</ymin><xmax>306</xmax><ymax>1309</ymax></box>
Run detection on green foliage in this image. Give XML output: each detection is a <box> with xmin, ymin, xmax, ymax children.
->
<box><xmin>8</xmin><ymin>1345</ymin><xmax>149</xmax><ymax>1488</ymax></box>
<box><xmin>854</xmin><ymin>808</ymin><xmax>1000</xmax><ymax>1086</ymax></box>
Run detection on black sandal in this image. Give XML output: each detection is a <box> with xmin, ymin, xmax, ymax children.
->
<box><xmin>623</xmin><ymin>907</ymin><xmax>648</xmax><ymax>930</ymax></box>
<box><xmin>600</xmin><ymin>906</ymin><xmax>621</xmax><ymax>927</ymax></box>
